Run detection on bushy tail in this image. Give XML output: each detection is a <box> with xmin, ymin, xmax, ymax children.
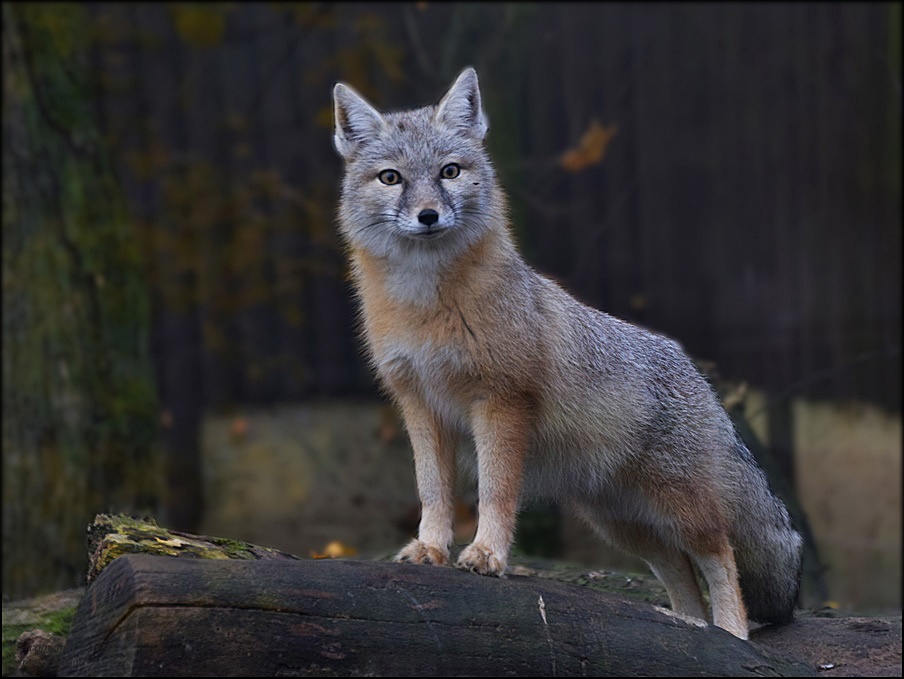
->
<box><xmin>730</xmin><ymin>441</ymin><xmax>803</xmax><ymax>624</ymax></box>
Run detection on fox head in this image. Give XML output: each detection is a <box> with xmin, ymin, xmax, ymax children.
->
<box><xmin>333</xmin><ymin>68</ymin><xmax>506</xmax><ymax>261</ymax></box>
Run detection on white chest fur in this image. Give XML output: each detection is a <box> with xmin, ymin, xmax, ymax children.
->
<box><xmin>375</xmin><ymin>339</ymin><xmax>474</xmax><ymax>426</ymax></box>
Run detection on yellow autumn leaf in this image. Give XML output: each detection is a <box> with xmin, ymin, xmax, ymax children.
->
<box><xmin>560</xmin><ymin>119</ymin><xmax>618</xmax><ymax>173</ymax></box>
<box><xmin>223</xmin><ymin>112</ymin><xmax>248</xmax><ymax>132</ymax></box>
<box><xmin>291</xmin><ymin>3</ymin><xmax>336</xmax><ymax>29</ymax></box>
<box><xmin>310</xmin><ymin>541</ymin><xmax>358</xmax><ymax>559</ymax></box>
<box><xmin>125</xmin><ymin>146</ymin><xmax>170</xmax><ymax>181</ymax></box>
<box><xmin>230</xmin><ymin>417</ymin><xmax>248</xmax><ymax>438</ymax></box>
<box><xmin>315</xmin><ymin>104</ymin><xmax>334</xmax><ymax>129</ymax></box>
<box><xmin>40</xmin><ymin>6</ymin><xmax>81</xmax><ymax>59</ymax></box>
<box><xmin>172</xmin><ymin>5</ymin><xmax>226</xmax><ymax>49</ymax></box>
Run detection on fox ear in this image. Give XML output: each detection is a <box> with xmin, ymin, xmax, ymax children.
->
<box><xmin>333</xmin><ymin>83</ymin><xmax>385</xmax><ymax>159</ymax></box>
<box><xmin>434</xmin><ymin>67</ymin><xmax>488</xmax><ymax>140</ymax></box>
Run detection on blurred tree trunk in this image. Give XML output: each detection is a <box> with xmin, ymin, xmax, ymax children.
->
<box><xmin>2</xmin><ymin>4</ymin><xmax>161</xmax><ymax>598</ymax></box>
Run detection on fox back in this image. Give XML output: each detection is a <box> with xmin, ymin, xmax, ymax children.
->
<box><xmin>332</xmin><ymin>68</ymin><xmax>802</xmax><ymax>641</ymax></box>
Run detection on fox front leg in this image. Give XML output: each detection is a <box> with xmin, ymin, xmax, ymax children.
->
<box><xmin>457</xmin><ymin>398</ymin><xmax>529</xmax><ymax>576</ymax></box>
<box><xmin>395</xmin><ymin>396</ymin><xmax>458</xmax><ymax>566</ymax></box>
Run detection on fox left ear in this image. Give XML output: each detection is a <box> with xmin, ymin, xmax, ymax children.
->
<box><xmin>434</xmin><ymin>67</ymin><xmax>488</xmax><ymax>140</ymax></box>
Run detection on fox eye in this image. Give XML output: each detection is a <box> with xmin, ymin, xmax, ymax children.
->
<box><xmin>378</xmin><ymin>169</ymin><xmax>402</xmax><ymax>185</ymax></box>
<box><xmin>440</xmin><ymin>163</ymin><xmax>461</xmax><ymax>179</ymax></box>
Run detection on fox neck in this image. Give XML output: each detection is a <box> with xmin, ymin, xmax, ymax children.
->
<box><xmin>349</xmin><ymin>221</ymin><xmax>516</xmax><ymax>311</ymax></box>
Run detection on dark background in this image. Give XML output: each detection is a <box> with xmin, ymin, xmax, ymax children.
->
<box><xmin>4</xmin><ymin>2</ymin><xmax>900</xmax><ymax>608</ymax></box>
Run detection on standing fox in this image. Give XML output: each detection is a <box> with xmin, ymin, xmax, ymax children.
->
<box><xmin>332</xmin><ymin>67</ymin><xmax>802</xmax><ymax>640</ymax></box>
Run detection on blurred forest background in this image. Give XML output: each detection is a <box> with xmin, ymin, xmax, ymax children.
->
<box><xmin>3</xmin><ymin>2</ymin><xmax>901</xmax><ymax>614</ymax></box>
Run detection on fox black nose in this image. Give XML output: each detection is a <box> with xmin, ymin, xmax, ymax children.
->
<box><xmin>418</xmin><ymin>209</ymin><xmax>439</xmax><ymax>227</ymax></box>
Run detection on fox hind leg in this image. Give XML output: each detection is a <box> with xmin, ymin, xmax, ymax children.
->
<box><xmin>646</xmin><ymin>550</ymin><xmax>708</xmax><ymax>621</ymax></box>
<box><xmin>569</xmin><ymin>502</ymin><xmax>707</xmax><ymax>622</ymax></box>
<box><xmin>687</xmin><ymin>538</ymin><xmax>749</xmax><ymax>639</ymax></box>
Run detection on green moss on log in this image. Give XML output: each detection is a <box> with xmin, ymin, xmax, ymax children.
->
<box><xmin>87</xmin><ymin>514</ymin><xmax>300</xmax><ymax>582</ymax></box>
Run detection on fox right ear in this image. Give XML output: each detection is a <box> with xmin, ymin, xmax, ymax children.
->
<box><xmin>333</xmin><ymin>83</ymin><xmax>385</xmax><ymax>159</ymax></box>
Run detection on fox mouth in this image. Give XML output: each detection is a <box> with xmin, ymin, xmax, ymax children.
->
<box><xmin>407</xmin><ymin>226</ymin><xmax>449</xmax><ymax>241</ymax></box>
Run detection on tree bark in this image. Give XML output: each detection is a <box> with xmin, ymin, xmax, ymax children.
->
<box><xmin>2</xmin><ymin>3</ymin><xmax>159</xmax><ymax>600</ymax></box>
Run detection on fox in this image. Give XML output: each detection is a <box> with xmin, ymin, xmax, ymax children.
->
<box><xmin>331</xmin><ymin>67</ymin><xmax>802</xmax><ymax>640</ymax></box>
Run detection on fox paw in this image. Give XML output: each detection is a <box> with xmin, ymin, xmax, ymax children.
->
<box><xmin>394</xmin><ymin>540</ymin><xmax>449</xmax><ymax>566</ymax></box>
<box><xmin>456</xmin><ymin>543</ymin><xmax>506</xmax><ymax>577</ymax></box>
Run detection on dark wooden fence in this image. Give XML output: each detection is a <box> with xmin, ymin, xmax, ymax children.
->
<box><xmin>88</xmin><ymin>3</ymin><xmax>900</xmax><ymax>417</ymax></box>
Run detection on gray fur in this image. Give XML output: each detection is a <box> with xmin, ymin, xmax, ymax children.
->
<box><xmin>333</xmin><ymin>67</ymin><xmax>802</xmax><ymax>631</ymax></box>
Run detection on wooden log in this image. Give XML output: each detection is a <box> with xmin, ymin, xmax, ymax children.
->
<box><xmin>15</xmin><ymin>629</ymin><xmax>67</xmax><ymax>677</ymax></box>
<box><xmin>58</xmin><ymin>554</ymin><xmax>815</xmax><ymax>677</ymax></box>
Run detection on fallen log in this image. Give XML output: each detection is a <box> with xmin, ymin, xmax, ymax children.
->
<box><xmin>58</xmin><ymin>554</ymin><xmax>815</xmax><ymax>677</ymax></box>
